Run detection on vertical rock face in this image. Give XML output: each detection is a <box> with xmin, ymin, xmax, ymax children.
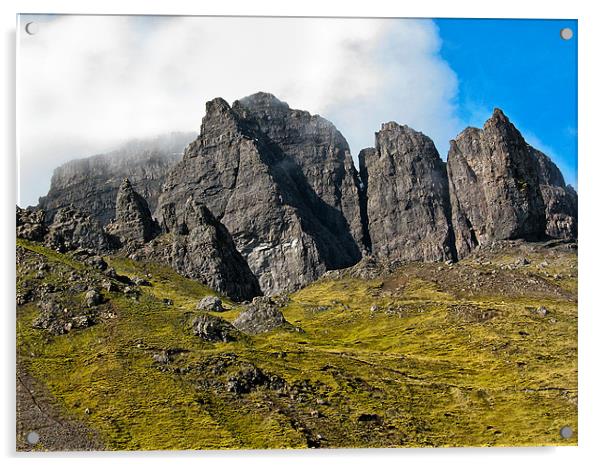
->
<box><xmin>157</xmin><ymin>93</ymin><xmax>364</xmax><ymax>295</ymax></box>
<box><xmin>532</xmin><ymin>149</ymin><xmax>578</xmax><ymax>239</ymax></box>
<box><xmin>134</xmin><ymin>198</ymin><xmax>262</xmax><ymax>302</ymax></box>
<box><xmin>38</xmin><ymin>133</ymin><xmax>194</xmax><ymax>226</ymax></box>
<box><xmin>447</xmin><ymin>109</ymin><xmax>547</xmax><ymax>258</ymax></box>
<box><xmin>359</xmin><ymin>122</ymin><xmax>456</xmax><ymax>263</ymax></box>
<box><xmin>106</xmin><ymin>178</ymin><xmax>160</xmax><ymax>247</ymax></box>
<box><xmin>232</xmin><ymin>92</ymin><xmax>366</xmax><ymax>251</ymax></box>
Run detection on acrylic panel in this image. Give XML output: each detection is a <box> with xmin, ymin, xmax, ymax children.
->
<box><xmin>16</xmin><ymin>15</ymin><xmax>578</xmax><ymax>451</ymax></box>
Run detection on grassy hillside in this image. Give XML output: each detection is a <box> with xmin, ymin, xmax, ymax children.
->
<box><xmin>16</xmin><ymin>239</ymin><xmax>577</xmax><ymax>450</ymax></box>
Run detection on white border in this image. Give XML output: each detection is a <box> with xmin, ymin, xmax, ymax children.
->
<box><xmin>2</xmin><ymin>1</ymin><xmax>601</xmax><ymax>465</ymax></box>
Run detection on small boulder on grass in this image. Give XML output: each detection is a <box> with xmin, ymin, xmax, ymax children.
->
<box><xmin>84</xmin><ymin>289</ymin><xmax>102</xmax><ymax>307</ymax></box>
<box><xmin>196</xmin><ymin>296</ymin><xmax>224</xmax><ymax>312</ymax></box>
<box><xmin>192</xmin><ymin>314</ymin><xmax>237</xmax><ymax>342</ymax></box>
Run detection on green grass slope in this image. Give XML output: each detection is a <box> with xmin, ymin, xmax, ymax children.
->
<box><xmin>16</xmin><ymin>240</ymin><xmax>577</xmax><ymax>450</ymax></box>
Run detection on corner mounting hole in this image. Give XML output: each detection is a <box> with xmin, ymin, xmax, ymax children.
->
<box><xmin>560</xmin><ymin>28</ymin><xmax>573</xmax><ymax>40</ymax></box>
<box><xmin>560</xmin><ymin>426</ymin><xmax>573</xmax><ymax>439</ymax></box>
<box><xmin>25</xmin><ymin>22</ymin><xmax>39</xmax><ymax>35</ymax></box>
<box><xmin>26</xmin><ymin>431</ymin><xmax>40</xmax><ymax>445</ymax></box>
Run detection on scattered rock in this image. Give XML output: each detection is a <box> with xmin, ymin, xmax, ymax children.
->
<box><xmin>16</xmin><ymin>207</ymin><xmax>47</xmax><ymax>241</ymax></box>
<box><xmin>152</xmin><ymin>351</ymin><xmax>170</xmax><ymax>364</ymax></box>
<box><xmin>196</xmin><ymin>296</ymin><xmax>224</xmax><ymax>312</ymax></box>
<box><xmin>226</xmin><ymin>365</ymin><xmax>285</xmax><ymax>395</ymax></box>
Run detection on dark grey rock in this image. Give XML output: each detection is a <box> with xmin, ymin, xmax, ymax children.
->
<box><xmin>359</xmin><ymin>122</ymin><xmax>456</xmax><ymax>263</ymax></box>
<box><xmin>45</xmin><ymin>206</ymin><xmax>111</xmax><ymax>253</ymax></box>
<box><xmin>105</xmin><ymin>178</ymin><xmax>160</xmax><ymax>247</ymax></box>
<box><xmin>192</xmin><ymin>314</ymin><xmax>238</xmax><ymax>342</ymax></box>
<box><xmin>131</xmin><ymin>276</ymin><xmax>151</xmax><ymax>286</ymax></box>
<box><xmin>84</xmin><ymin>289</ymin><xmax>101</xmax><ymax>307</ymax></box>
<box><xmin>532</xmin><ymin>149</ymin><xmax>577</xmax><ymax>240</ymax></box>
<box><xmin>226</xmin><ymin>365</ymin><xmax>285</xmax><ymax>395</ymax></box>
<box><xmin>16</xmin><ymin>207</ymin><xmax>47</xmax><ymax>241</ymax></box>
<box><xmin>38</xmin><ymin>133</ymin><xmax>194</xmax><ymax>226</ymax></box>
<box><xmin>447</xmin><ymin>109</ymin><xmax>547</xmax><ymax>258</ymax></box>
<box><xmin>232</xmin><ymin>296</ymin><xmax>289</xmax><ymax>335</ymax></box>
<box><xmin>196</xmin><ymin>296</ymin><xmax>224</xmax><ymax>312</ymax></box>
<box><xmin>132</xmin><ymin>198</ymin><xmax>261</xmax><ymax>302</ymax></box>
<box><xmin>84</xmin><ymin>255</ymin><xmax>108</xmax><ymax>271</ymax></box>
<box><xmin>157</xmin><ymin>93</ymin><xmax>364</xmax><ymax>295</ymax></box>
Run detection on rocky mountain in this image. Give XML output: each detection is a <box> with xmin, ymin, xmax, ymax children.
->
<box><xmin>359</xmin><ymin>122</ymin><xmax>456</xmax><ymax>263</ymax></box>
<box><xmin>157</xmin><ymin>93</ymin><xmax>363</xmax><ymax>295</ymax></box>
<box><xmin>29</xmin><ymin>94</ymin><xmax>576</xmax><ymax>299</ymax></box>
<box><xmin>38</xmin><ymin>132</ymin><xmax>195</xmax><ymax>226</ymax></box>
<box><xmin>446</xmin><ymin>109</ymin><xmax>576</xmax><ymax>258</ymax></box>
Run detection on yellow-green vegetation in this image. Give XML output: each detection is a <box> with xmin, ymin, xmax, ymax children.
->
<box><xmin>16</xmin><ymin>240</ymin><xmax>577</xmax><ymax>450</ymax></box>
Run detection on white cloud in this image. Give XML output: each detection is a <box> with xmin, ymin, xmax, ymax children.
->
<box><xmin>17</xmin><ymin>15</ymin><xmax>461</xmax><ymax>207</ymax></box>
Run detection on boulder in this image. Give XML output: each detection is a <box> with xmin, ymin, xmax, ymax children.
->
<box><xmin>232</xmin><ymin>296</ymin><xmax>289</xmax><ymax>335</ymax></box>
<box><xmin>84</xmin><ymin>289</ymin><xmax>102</xmax><ymax>307</ymax></box>
<box><xmin>196</xmin><ymin>296</ymin><xmax>224</xmax><ymax>312</ymax></box>
<box><xmin>192</xmin><ymin>314</ymin><xmax>238</xmax><ymax>342</ymax></box>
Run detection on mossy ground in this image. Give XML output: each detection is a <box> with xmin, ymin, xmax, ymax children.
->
<box><xmin>16</xmin><ymin>240</ymin><xmax>577</xmax><ymax>450</ymax></box>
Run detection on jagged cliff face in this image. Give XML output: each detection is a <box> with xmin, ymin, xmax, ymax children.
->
<box><xmin>359</xmin><ymin>123</ymin><xmax>455</xmax><ymax>263</ymax></box>
<box><xmin>132</xmin><ymin>198</ymin><xmax>262</xmax><ymax>302</ymax></box>
<box><xmin>157</xmin><ymin>93</ymin><xmax>363</xmax><ymax>295</ymax></box>
<box><xmin>446</xmin><ymin>109</ymin><xmax>548</xmax><ymax>258</ymax></box>
<box><xmin>38</xmin><ymin>133</ymin><xmax>194</xmax><ymax>226</ymax></box>
<box><xmin>30</xmin><ymin>94</ymin><xmax>577</xmax><ymax>299</ymax></box>
<box><xmin>233</xmin><ymin>93</ymin><xmax>366</xmax><ymax>251</ymax></box>
<box><xmin>531</xmin><ymin>148</ymin><xmax>578</xmax><ymax>240</ymax></box>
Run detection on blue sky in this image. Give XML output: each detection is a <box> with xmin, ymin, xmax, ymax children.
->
<box><xmin>434</xmin><ymin>18</ymin><xmax>578</xmax><ymax>187</ymax></box>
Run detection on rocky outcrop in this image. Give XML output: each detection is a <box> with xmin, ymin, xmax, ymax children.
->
<box><xmin>447</xmin><ymin>109</ymin><xmax>547</xmax><ymax>258</ymax></box>
<box><xmin>157</xmin><ymin>93</ymin><xmax>364</xmax><ymax>295</ymax></box>
<box><xmin>531</xmin><ymin>149</ymin><xmax>577</xmax><ymax>240</ymax></box>
<box><xmin>45</xmin><ymin>206</ymin><xmax>111</xmax><ymax>253</ymax></box>
<box><xmin>192</xmin><ymin>314</ymin><xmax>238</xmax><ymax>342</ymax></box>
<box><xmin>39</xmin><ymin>132</ymin><xmax>194</xmax><ymax>226</ymax></box>
<box><xmin>16</xmin><ymin>207</ymin><xmax>47</xmax><ymax>241</ymax></box>
<box><xmin>105</xmin><ymin>178</ymin><xmax>160</xmax><ymax>247</ymax></box>
<box><xmin>359</xmin><ymin>122</ymin><xmax>456</xmax><ymax>263</ymax></box>
<box><xmin>232</xmin><ymin>296</ymin><xmax>289</xmax><ymax>335</ymax></box>
<box><xmin>132</xmin><ymin>198</ymin><xmax>261</xmax><ymax>302</ymax></box>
